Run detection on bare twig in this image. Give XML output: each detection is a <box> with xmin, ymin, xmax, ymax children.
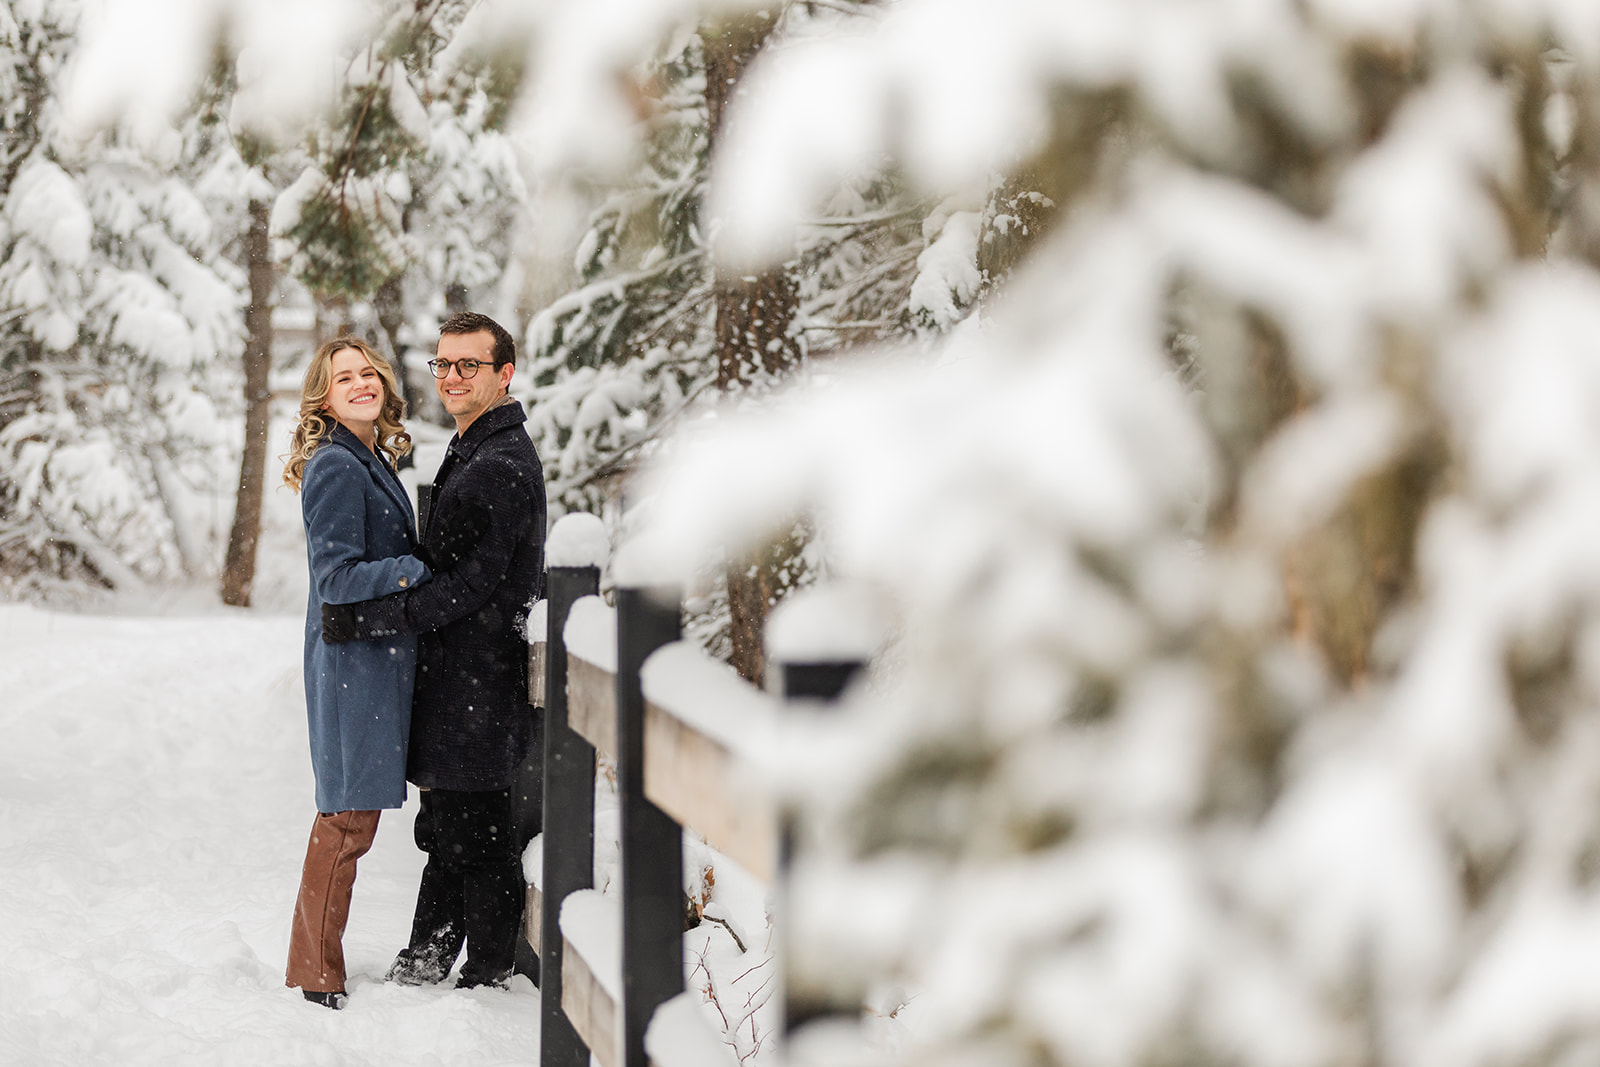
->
<box><xmin>695</xmin><ymin>947</ymin><xmax>734</xmax><ymax>1034</ymax></box>
<box><xmin>701</xmin><ymin>914</ymin><xmax>747</xmax><ymax>953</ymax></box>
<box><xmin>732</xmin><ymin>954</ymin><xmax>773</xmax><ymax>986</ymax></box>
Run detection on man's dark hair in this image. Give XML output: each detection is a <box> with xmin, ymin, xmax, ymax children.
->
<box><xmin>439</xmin><ymin>311</ymin><xmax>517</xmax><ymax>368</ymax></box>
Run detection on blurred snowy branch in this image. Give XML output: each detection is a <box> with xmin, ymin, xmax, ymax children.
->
<box><xmin>26</xmin><ymin>1</ymin><xmax>1600</xmax><ymax>1064</ymax></box>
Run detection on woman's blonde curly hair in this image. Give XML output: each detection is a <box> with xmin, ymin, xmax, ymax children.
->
<box><xmin>282</xmin><ymin>337</ymin><xmax>413</xmax><ymax>492</ymax></box>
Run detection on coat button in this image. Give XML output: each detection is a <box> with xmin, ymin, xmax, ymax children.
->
<box><xmin>398</xmin><ymin>576</ymin><xmax>410</xmax><ymax>588</ymax></box>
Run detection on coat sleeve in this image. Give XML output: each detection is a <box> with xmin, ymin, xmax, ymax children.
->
<box><xmin>335</xmin><ymin>453</ymin><xmax>536</xmax><ymax>638</ymax></box>
<box><xmin>303</xmin><ymin>448</ymin><xmax>432</xmax><ymax>605</ymax></box>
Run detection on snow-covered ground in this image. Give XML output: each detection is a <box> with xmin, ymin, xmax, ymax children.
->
<box><xmin>0</xmin><ymin>600</ymin><xmax>542</xmax><ymax>1066</ymax></box>
<box><xmin>0</xmin><ymin>422</ymin><xmax>542</xmax><ymax>1066</ymax></box>
<box><xmin>0</xmin><ymin>404</ymin><xmax>798</xmax><ymax>1064</ymax></box>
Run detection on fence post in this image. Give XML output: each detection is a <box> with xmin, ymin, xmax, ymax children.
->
<box><xmin>766</xmin><ymin>587</ymin><xmax>876</xmax><ymax>1037</ymax></box>
<box><xmin>775</xmin><ymin>653</ymin><xmax>865</xmax><ymax>1035</ymax></box>
<box><xmin>539</xmin><ymin>561</ymin><xmax>601</xmax><ymax>1067</ymax></box>
<box><xmin>615</xmin><ymin>583</ymin><xmax>683</xmax><ymax>1067</ymax></box>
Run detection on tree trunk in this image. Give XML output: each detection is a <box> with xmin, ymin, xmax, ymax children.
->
<box><xmin>725</xmin><ymin>525</ymin><xmax>809</xmax><ymax>687</ymax></box>
<box><xmin>220</xmin><ymin>199</ymin><xmax>275</xmax><ymax>607</ymax></box>
<box><xmin>713</xmin><ymin>268</ymin><xmax>801</xmax><ymax>391</ymax></box>
<box><xmin>703</xmin><ymin>11</ymin><xmax>804</xmax><ymax>685</ymax></box>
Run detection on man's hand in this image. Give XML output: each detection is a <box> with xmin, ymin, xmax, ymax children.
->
<box><xmin>322</xmin><ymin>601</ymin><xmax>358</xmax><ymax>644</ymax></box>
<box><xmin>425</xmin><ymin>503</ymin><xmax>490</xmax><ymax>573</ymax></box>
<box><xmin>321</xmin><ymin>591</ymin><xmax>409</xmax><ymax>644</ymax></box>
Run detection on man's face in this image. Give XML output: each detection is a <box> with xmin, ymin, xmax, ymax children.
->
<box><xmin>434</xmin><ymin>330</ymin><xmax>513</xmax><ymax>433</ymax></box>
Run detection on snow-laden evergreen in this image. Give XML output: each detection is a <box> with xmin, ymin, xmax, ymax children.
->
<box><xmin>518</xmin><ymin>3</ymin><xmax>996</xmax><ymax>521</ymax></box>
<box><xmin>261</xmin><ymin>0</ymin><xmax>527</xmax><ymax>423</ymax></box>
<box><xmin>517</xmin><ymin>28</ymin><xmax>715</xmax><ymax>513</ymax></box>
<box><xmin>0</xmin><ymin>0</ymin><xmax>245</xmax><ymax>593</ymax></box>
<box><xmin>407</xmin><ymin>54</ymin><xmax>527</xmax><ymax>321</ymax></box>
<box><xmin>504</xmin><ymin>1</ymin><xmax>1600</xmax><ymax>1064</ymax></box>
<box><xmin>44</xmin><ymin>0</ymin><xmax>1600</xmax><ymax>1064</ymax></box>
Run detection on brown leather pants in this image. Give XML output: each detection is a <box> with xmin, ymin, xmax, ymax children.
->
<box><xmin>286</xmin><ymin>809</ymin><xmax>380</xmax><ymax>993</ymax></box>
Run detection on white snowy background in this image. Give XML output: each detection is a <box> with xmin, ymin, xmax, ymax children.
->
<box><xmin>18</xmin><ymin>0</ymin><xmax>1600</xmax><ymax>1065</ymax></box>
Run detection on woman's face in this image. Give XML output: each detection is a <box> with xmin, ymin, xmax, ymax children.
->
<box><xmin>323</xmin><ymin>347</ymin><xmax>385</xmax><ymax>435</ymax></box>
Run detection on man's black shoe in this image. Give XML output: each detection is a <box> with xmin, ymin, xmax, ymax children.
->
<box><xmin>386</xmin><ymin>951</ymin><xmax>450</xmax><ymax>986</ymax></box>
<box><xmin>303</xmin><ymin>990</ymin><xmax>348</xmax><ymax>1010</ymax></box>
<box><xmin>455</xmin><ymin>969</ymin><xmax>511</xmax><ymax>990</ymax></box>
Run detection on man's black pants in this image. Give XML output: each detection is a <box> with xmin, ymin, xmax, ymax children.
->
<box><xmin>403</xmin><ymin>787</ymin><xmax>522</xmax><ymax>986</ymax></box>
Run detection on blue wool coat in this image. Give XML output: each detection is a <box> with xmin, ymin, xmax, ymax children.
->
<box><xmin>333</xmin><ymin>401</ymin><xmax>546</xmax><ymax>791</ymax></box>
<box><xmin>300</xmin><ymin>424</ymin><xmax>431</xmax><ymax>812</ymax></box>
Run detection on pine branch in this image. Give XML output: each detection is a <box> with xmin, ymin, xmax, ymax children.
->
<box><xmin>799</xmin><ymin>320</ymin><xmax>901</xmax><ymax>332</ymax></box>
<box><xmin>631</xmin><ymin>283</ymin><xmax>715</xmax><ymax>350</ymax></box>
<box><xmin>545</xmin><ymin>375</ymin><xmax>718</xmax><ymax>496</ymax></box>
<box><xmin>800</xmin><ymin>204</ymin><xmax>926</xmax><ymax>230</ymax></box>
<box><xmin>536</xmin><ymin>251</ymin><xmax>704</xmax><ymax>331</ymax></box>
<box><xmin>805</xmin><ymin>0</ymin><xmax>880</xmax><ymax>16</ymax></box>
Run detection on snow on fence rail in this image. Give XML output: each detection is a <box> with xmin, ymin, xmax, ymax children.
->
<box><xmin>523</xmin><ymin>514</ymin><xmax>868</xmax><ymax>1067</ymax></box>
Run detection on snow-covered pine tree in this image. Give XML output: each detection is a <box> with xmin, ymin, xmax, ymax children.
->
<box><xmin>267</xmin><ymin>0</ymin><xmax>527</xmax><ymax>420</ymax></box>
<box><xmin>590</xmin><ymin>2</ymin><xmax>1600</xmax><ymax>1065</ymax></box>
<box><xmin>382</xmin><ymin>15</ymin><xmax>528</xmax><ymax>415</ymax></box>
<box><xmin>520</xmin><ymin>0</ymin><xmax>958</xmax><ymax>675</ymax></box>
<box><xmin>0</xmin><ymin>0</ymin><xmax>245</xmax><ymax>594</ymax></box>
<box><xmin>519</xmin><ymin>25</ymin><xmax>715</xmax><ymax>513</ymax></box>
<box><xmin>269</xmin><ymin>6</ymin><xmax>441</xmax><ymax>310</ymax></box>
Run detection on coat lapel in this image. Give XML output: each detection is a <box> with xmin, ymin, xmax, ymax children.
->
<box><xmin>425</xmin><ymin>401</ymin><xmax>523</xmax><ymax>540</ymax></box>
<box><xmin>328</xmin><ymin>423</ymin><xmax>418</xmax><ymax>538</ymax></box>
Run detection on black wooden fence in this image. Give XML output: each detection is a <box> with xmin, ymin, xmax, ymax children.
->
<box><xmin>521</xmin><ymin>552</ymin><xmax>864</xmax><ymax>1067</ymax></box>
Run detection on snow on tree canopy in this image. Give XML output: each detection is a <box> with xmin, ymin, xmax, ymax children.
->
<box><xmin>43</xmin><ymin>0</ymin><xmax>1600</xmax><ymax>1063</ymax></box>
<box><xmin>1</xmin><ymin>3</ymin><xmax>246</xmax><ymax>590</ymax></box>
<box><xmin>612</xmin><ymin>530</ymin><xmax>688</xmax><ymax>591</ymax></box>
<box><xmin>612</xmin><ymin>2</ymin><xmax>1600</xmax><ymax>1065</ymax></box>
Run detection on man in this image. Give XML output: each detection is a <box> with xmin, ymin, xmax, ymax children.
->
<box><xmin>322</xmin><ymin>311</ymin><xmax>546</xmax><ymax>990</ymax></box>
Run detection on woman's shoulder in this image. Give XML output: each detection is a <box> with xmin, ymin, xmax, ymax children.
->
<box><xmin>302</xmin><ymin>437</ymin><xmax>366</xmax><ymax>485</ymax></box>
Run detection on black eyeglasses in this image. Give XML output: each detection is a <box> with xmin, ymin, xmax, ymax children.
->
<box><xmin>426</xmin><ymin>358</ymin><xmax>494</xmax><ymax>379</ymax></box>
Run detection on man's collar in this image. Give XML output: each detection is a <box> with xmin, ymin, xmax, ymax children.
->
<box><xmin>449</xmin><ymin>397</ymin><xmax>526</xmax><ymax>460</ymax></box>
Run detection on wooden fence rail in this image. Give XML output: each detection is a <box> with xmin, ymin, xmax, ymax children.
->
<box><xmin>522</xmin><ymin>537</ymin><xmax>864</xmax><ymax>1067</ymax></box>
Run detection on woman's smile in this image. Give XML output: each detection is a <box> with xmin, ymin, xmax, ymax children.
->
<box><xmin>324</xmin><ymin>346</ymin><xmax>386</xmax><ymax>444</ymax></box>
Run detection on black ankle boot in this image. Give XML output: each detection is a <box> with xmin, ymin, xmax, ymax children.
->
<box><xmin>303</xmin><ymin>990</ymin><xmax>348</xmax><ymax>1010</ymax></box>
<box><xmin>386</xmin><ymin>948</ymin><xmax>451</xmax><ymax>986</ymax></box>
<box><xmin>455</xmin><ymin>968</ymin><xmax>511</xmax><ymax>990</ymax></box>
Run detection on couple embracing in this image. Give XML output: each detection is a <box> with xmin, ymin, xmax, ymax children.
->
<box><xmin>279</xmin><ymin>312</ymin><xmax>547</xmax><ymax>1010</ymax></box>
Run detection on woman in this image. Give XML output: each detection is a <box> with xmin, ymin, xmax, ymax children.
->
<box><xmin>281</xmin><ymin>336</ymin><xmax>429</xmax><ymax>1010</ymax></box>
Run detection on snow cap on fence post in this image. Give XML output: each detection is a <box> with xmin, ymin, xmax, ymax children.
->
<box><xmin>546</xmin><ymin>511</ymin><xmax>610</xmax><ymax>570</ymax></box>
<box><xmin>611</xmin><ymin>529</ymin><xmax>684</xmax><ymax>612</ymax></box>
<box><xmin>765</xmin><ymin>583</ymin><xmax>885</xmax><ymax>701</ymax></box>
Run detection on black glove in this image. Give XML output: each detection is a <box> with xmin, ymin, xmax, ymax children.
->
<box><xmin>321</xmin><ymin>591</ymin><xmax>407</xmax><ymax>644</ymax></box>
<box><xmin>422</xmin><ymin>502</ymin><xmax>490</xmax><ymax>573</ymax></box>
<box><xmin>322</xmin><ymin>601</ymin><xmax>358</xmax><ymax>644</ymax></box>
